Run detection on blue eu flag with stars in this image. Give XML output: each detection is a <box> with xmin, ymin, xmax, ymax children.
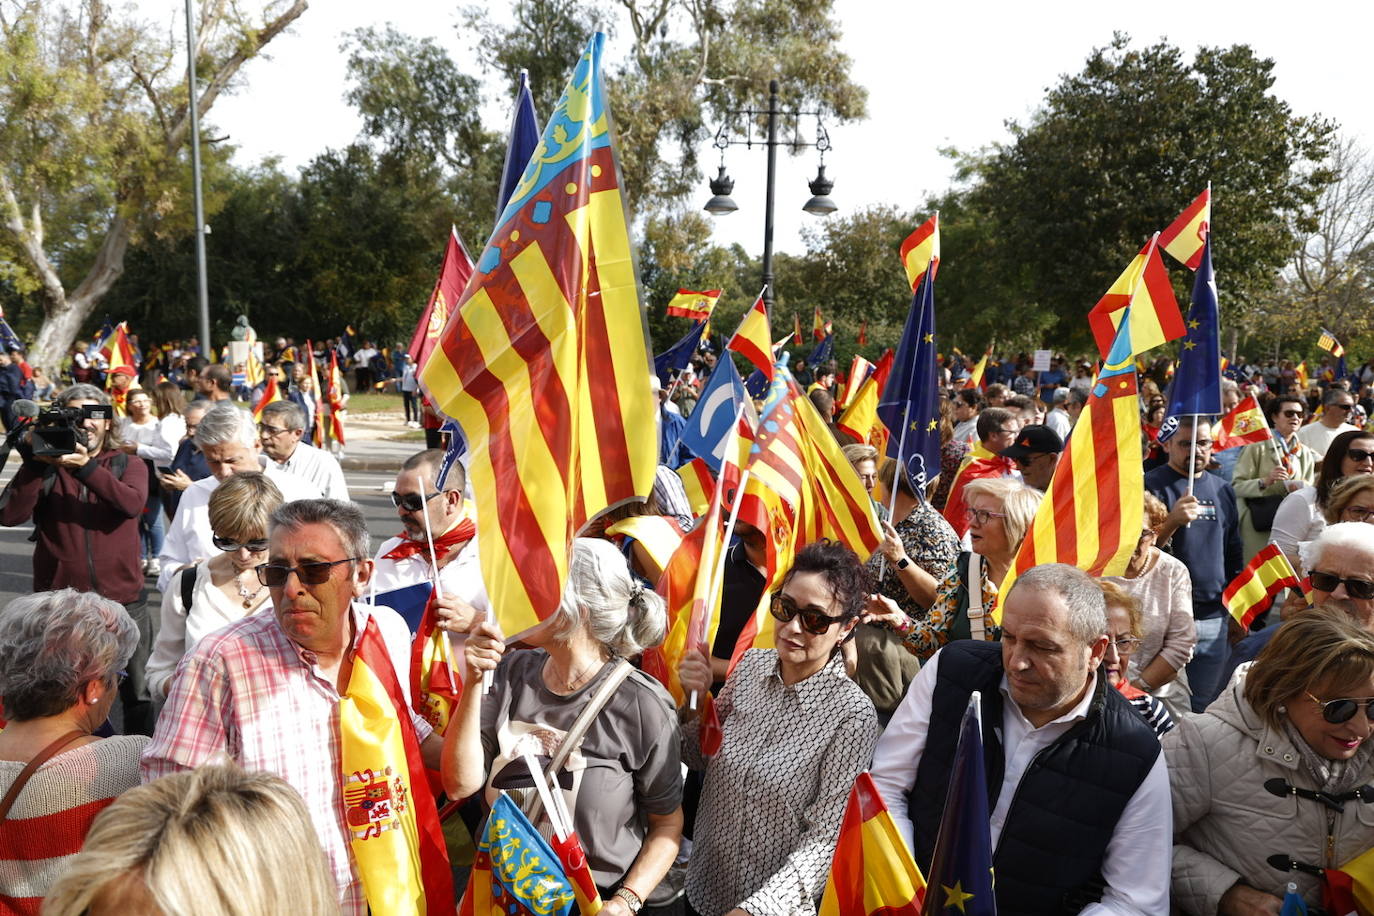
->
<box><xmin>921</xmin><ymin>692</ymin><xmax>997</xmax><ymax>916</ymax></box>
<box><xmin>1159</xmin><ymin>235</ymin><xmax>1221</xmax><ymax>442</ymax></box>
<box><xmin>877</xmin><ymin>268</ymin><xmax>941</xmax><ymax>492</ymax></box>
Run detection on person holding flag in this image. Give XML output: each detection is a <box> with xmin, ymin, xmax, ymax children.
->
<box><xmin>1232</xmin><ymin>394</ymin><xmax>1318</xmax><ymax>565</ymax></box>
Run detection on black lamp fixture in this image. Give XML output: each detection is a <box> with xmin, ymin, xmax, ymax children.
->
<box><xmin>802</xmin><ymin>163</ymin><xmax>837</xmax><ymax>216</ymax></box>
<box><xmin>704</xmin><ymin>165</ymin><xmax>738</xmax><ymax>215</ymax></box>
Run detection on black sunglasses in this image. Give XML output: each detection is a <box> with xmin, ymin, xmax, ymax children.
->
<box><xmin>390</xmin><ymin>490</ymin><xmax>442</xmax><ymax>512</ymax></box>
<box><xmin>1346</xmin><ymin>448</ymin><xmax>1374</xmax><ymax>464</ymax></box>
<box><xmin>1308</xmin><ymin>692</ymin><xmax>1374</xmax><ymax>725</ymax></box>
<box><xmin>212</xmin><ymin>534</ymin><xmax>270</xmax><ymax>553</ymax></box>
<box><xmin>256</xmin><ymin>557</ymin><xmax>358</xmax><ymax>588</ymax></box>
<box><xmin>769</xmin><ymin>593</ymin><xmax>847</xmax><ymax>636</ymax></box>
<box><xmin>1309</xmin><ymin>570</ymin><xmax>1374</xmax><ymax>601</ymax></box>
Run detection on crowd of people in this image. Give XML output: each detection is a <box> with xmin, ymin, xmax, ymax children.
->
<box><xmin>3</xmin><ymin>332</ymin><xmax>1374</xmax><ymax>915</ymax></box>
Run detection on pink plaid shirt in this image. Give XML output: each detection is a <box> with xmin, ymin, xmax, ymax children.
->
<box><xmin>142</xmin><ymin>602</ymin><xmax>431</xmax><ymax>915</ymax></box>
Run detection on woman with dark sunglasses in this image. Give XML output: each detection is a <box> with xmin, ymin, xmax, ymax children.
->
<box><xmin>1234</xmin><ymin>394</ymin><xmax>1318</xmax><ymax>563</ymax></box>
<box><xmin>676</xmin><ymin>540</ymin><xmax>881</xmax><ymax>916</ymax></box>
<box><xmin>1166</xmin><ymin>607</ymin><xmax>1374</xmax><ymax>914</ymax></box>
<box><xmin>146</xmin><ymin>472</ymin><xmax>282</xmax><ymax>698</ymax></box>
<box><xmin>1271</xmin><ymin>429</ymin><xmax>1374</xmax><ymax>570</ymax></box>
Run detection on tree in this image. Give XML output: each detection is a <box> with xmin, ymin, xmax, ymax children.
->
<box><xmin>963</xmin><ymin>35</ymin><xmax>1335</xmax><ymax>351</ymax></box>
<box><xmin>0</xmin><ymin>0</ymin><xmax>307</xmax><ymax>368</ymax></box>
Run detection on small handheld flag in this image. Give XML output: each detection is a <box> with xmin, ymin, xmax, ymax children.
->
<box><xmin>727</xmin><ymin>294</ymin><xmax>774</xmax><ymax>377</ymax></box>
<box><xmin>1159</xmin><ymin>188</ymin><xmax>1211</xmax><ymax>270</ymax></box>
<box><xmin>1224</xmin><ymin>544</ymin><xmax>1301</xmax><ymax>629</ymax></box>
<box><xmin>920</xmin><ymin>693</ymin><xmax>995</xmax><ymax>916</ymax></box>
<box><xmin>1319</xmin><ymin>329</ymin><xmax>1346</xmax><ymax>359</ymax></box>
<box><xmin>819</xmin><ymin>772</ymin><xmax>926</xmax><ymax>915</ymax></box>
<box><xmin>665</xmin><ymin>288</ymin><xmax>722</xmax><ymax>320</ymax></box>
<box><xmin>1211</xmin><ymin>396</ymin><xmax>1270</xmax><ymax>451</ymax></box>
<box><xmin>899</xmin><ymin>214</ymin><xmax>939</xmax><ymax>291</ymax></box>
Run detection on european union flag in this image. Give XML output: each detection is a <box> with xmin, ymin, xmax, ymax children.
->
<box><xmin>1159</xmin><ymin>235</ymin><xmax>1221</xmax><ymax>442</ymax></box>
<box><xmin>680</xmin><ymin>352</ymin><xmax>750</xmax><ymax>473</ymax></box>
<box><xmin>877</xmin><ymin>269</ymin><xmax>940</xmax><ymax>492</ymax></box>
<box><xmin>806</xmin><ymin>331</ymin><xmax>835</xmax><ymax>368</ymax></box>
<box><xmin>653</xmin><ymin>320</ymin><xmax>707</xmax><ymax>386</ymax></box>
<box><xmin>744</xmin><ymin>366</ymin><xmax>769</xmax><ymax>399</ymax></box>
<box><xmin>921</xmin><ymin>693</ymin><xmax>996</xmax><ymax>916</ymax></box>
<box><xmin>496</xmin><ymin>69</ymin><xmax>542</xmax><ymax>221</ymax></box>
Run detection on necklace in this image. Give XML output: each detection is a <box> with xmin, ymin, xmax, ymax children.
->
<box><xmin>545</xmin><ymin>656</ymin><xmax>604</xmax><ymax>693</ymax></box>
<box><xmin>235</xmin><ymin>573</ymin><xmax>265</xmax><ymax>609</ymax></box>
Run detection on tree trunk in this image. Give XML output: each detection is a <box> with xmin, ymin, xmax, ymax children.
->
<box><xmin>28</xmin><ymin>214</ymin><xmax>131</xmax><ymax>372</ymax></box>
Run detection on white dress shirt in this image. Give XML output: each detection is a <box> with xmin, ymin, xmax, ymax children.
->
<box><xmin>870</xmin><ymin>649</ymin><xmax>1172</xmax><ymax>915</ymax></box>
<box><xmin>270</xmin><ymin>440</ymin><xmax>349</xmax><ymax>501</ymax></box>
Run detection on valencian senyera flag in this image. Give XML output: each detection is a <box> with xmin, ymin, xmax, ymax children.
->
<box><xmin>418</xmin><ymin>33</ymin><xmax>657</xmax><ymax>638</ymax></box>
<box><xmin>460</xmin><ymin>793</ymin><xmax>581</xmax><ymax>916</ymax></box>
<box><xmin>1159</xmin><ymin>187</ymin><xmax>1211</xmax><ymax>270</ymax></box>
<box><xmin>339</xmin><ymin>615</ymin><xmax>453</xmax><ymax>913</ymax></box>
<box><xmin>819</xmin><ymin>772</ymin><xmax>926</xmax><ymax>915</ymax></box>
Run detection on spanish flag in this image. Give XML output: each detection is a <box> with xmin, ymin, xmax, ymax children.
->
<box><xmin>1088</xmin><ymin>234</ymin><xmax>1186</xmax><ymax>361</ymax></box>
<box><xmin>1212</xmin><ymin>396</ymin><xmax>1270</xmax><ymax>452</ymax></box>
<box><xmin>813</xmin><ymin>305</ymin><xmax>826</xmax><ymax>342</ymax></box>
<box><xmin>251</xmin><ymin>375</ymin><xmax>283</xmax><ymax>421</ymax></box>
<box><xmin>964</xmin><ymin>349</ymin><xmax>991</xmax><ymax>390</ymax></box>
<box><xmin>676</xmin><ymin>457</ymin><xmax>716</xmax><ymax>517</ymax></box>
<box><xmin>100</xmin><ymin>321</ymin><xmax>138</xmax><ymax>382</ymax></box>
<box><xmin>305</xmin><ymin>340</ymin><xmax>327</xmax><ymax>448</ymax></box>
<box><xmin>899</xmin><ymin>213</ymin><xmax>939</xmax><ymax>291</ymax></box>
<box><xmin>793</xmin><ymin>312</ymin><xmax>803</xmax><ymax>346</ymax></box>
<box><xmin>1159</xmin><ymin>187</ymin><xmax>1211</xmax><ymax>270</ymax></box>
<box><xmin>1296</xmin><ymin>361</ymin><xmax>1310</xmax><ymax>390</ymax></box>
<box><xmin>836</xmin><ymin>350</ymin><xmax>893</xmax><ymax>446</ymax></box>
<box><xmin>728</xmin><ymin>295</ymin><xmax>774</xmax><ymax>378</ymax></box>
<box><xmin>665</xmin><ymin>288</ymin><xmax>722</xmax><ymax>320</ymax></box>
<box><xmin>819</xmin><ymin>773</ymin><xmax>926</xmax><ymax>915</ymax></box>
<box><xmin>1224</xmin><ymin>544</ymin><xmax>1301</xmax><ymax>629</ymax></box>
<box><xmin>339</xmin><ymin>616</ymin><xmax>453</xmax><ymax>913</ymax></box>
<box><xmin>326</xmin><ymin>349</ymin><xmax>348</xmax><ymax>446</ymax></box>
<box><xmin>419</xmin><ymin>33</ymin><xmax>658</xmax><ymax>638</ymax></box>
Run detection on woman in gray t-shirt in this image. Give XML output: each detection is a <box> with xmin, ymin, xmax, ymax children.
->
<box><xmin>443</xmin><ymin>538</ymin><xmax>684</xmax><ymax>913</ymax></box>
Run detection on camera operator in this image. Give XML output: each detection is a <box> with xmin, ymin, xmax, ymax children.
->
<box><xmin>0</xmin><ymin>383</ymin><xmax>153</xmax><ymax>735</ymax></box>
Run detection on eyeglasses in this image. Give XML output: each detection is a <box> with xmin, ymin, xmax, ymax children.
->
<box><xmin>965</xmin><ymin>506</ymin><xmax>1007</xmax><ymax>527</ymax></box>
<box><xmin>1343</xmin><ymin>506</ymin><xmax>1374</xmax><ymax>524</ymax></box>
<box><xmin>1307</xmin><ymin>692</ymin><xmax>1374</xmax><ymax>725</ymax></box>
<box><xmin>212</xmin><ymin>534</ymin><xmax>270</xmax><ymax>553</ymax></box>
<box><xmin>256</xmin><ymin>557</ymin><xmax>359</xmax><ymax>588</ymax></box>
<box><xmin>390</xmin><ymin>490</ymin><xmax>443</xmax><ymax>512</ymax></box>
<box><xmin>1309</xmin><ymin>570</ymin><xmax>1374</xmax><ymax>600</ymax></box>
<box><xmin>769</xmin><ymin>593</ymin><xmax>847</xmax><ymax>636</ymax></box>
<box><xmin>996</xmin><ymin>426</ymin><xmax>1019</xmax><ymax>435</ymax></box>
<box><xmin>1107</xmin><ymin>635</ymin><xmax>1141</xmax><ymax>653</ymax></box>
<box><xmin>1280</xmin><ymin>409</ymin><xmax>1306</xmax><ymax>419</ymax></box>
<box><xmin>257</xmin><ymin>424</ymin><xmax>293</xmax><ymax>438</ymax></box>
<box><xmin>1013</xmin><ymin>454</ymin><xmax>1045</xmax><ymax>468</ymax></box>
<box><xmin>1331</xmin><ymin>403</ymin><xmax>1355</xmax><ymax>412</ymax></box>
<box><xmin>1347</xmin><ymin>448</ymin><xmax>1374</xmax><ymax>464</ymax></box>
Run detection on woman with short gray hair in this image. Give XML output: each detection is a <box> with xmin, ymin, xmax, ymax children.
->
<box><xmin>0</xmin><ymin>589</ymin><xmax>148</xmax><ymax>913</ymax></box>
<box><xmin>443</xmin><ymin>537</ymin><xmax>684</xmax><ymax>912</ymax></box>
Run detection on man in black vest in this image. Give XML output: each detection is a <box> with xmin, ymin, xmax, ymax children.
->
<box><xmin>870</xmin><ymin>563</ymin><xmax>1171</xmax><ymax>915</ymax></box>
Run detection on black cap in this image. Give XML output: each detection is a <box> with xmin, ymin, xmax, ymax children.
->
<box><xmin>999</xmin><ymin>424</ymin><xmax>1064</xmax><ymax>459</ymax></box>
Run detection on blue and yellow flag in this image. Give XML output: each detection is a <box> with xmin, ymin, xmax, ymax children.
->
<box><xmin>1159</xmin><ymin>234</ymin><xmax>1222</xmax><ymax>441</ymax></box>
<box><xmin>877</xmin><ymin>265</ymin><xmax>941</xmax><ymax>493</ymax></box>
<box><xmin>459</xmin><ymin>793</ymin><xmax>578</xmax><ymax>916</ymax></box>
<box><xmin>920</xmin><ymin>694</ymin><xmax>995</xmax><ymax>916</ymax></box>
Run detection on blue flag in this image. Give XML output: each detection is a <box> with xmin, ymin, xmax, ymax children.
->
<box><xmin>743</xmin><ymin>366</ymin><xmax>770</xmax><ymax>399</ymax></box>
<box><xmin>496</xmin><ymin>70</ymin><xmax>543</xmax><ymax>221</ymax></box>
<box><xmin>653</xmin><ymin>320</ymin><xmax>707</xmax><ymax>386</ymax></box>
<box><xmin>921</xmin><ymin>693</ymin><xmax>997</xmax><ymax>916</ymax></box>
<box><xmin>877</xmin><ymin>270</ymin><xmax>941</xmax><ymax>491</ymax></box>
<box><xmin>1159</xmin><ymin>235</ymin><xmax>1221</xmax><ymax>442</ymax></box>
<box><xmin>467</xmin><ymin>792</ymin><xmax>578</xmax><ymax>915</ymax></box>
<box><xmin>806</xmin><ymin>332</ymin><xmax>834</xmax><ymax>367</ymax></box>
<box><xmin>1279</xmin><ymin>882</ymin><xmax>1308</xmax><ymax>916</ymax></box>
<box><xmin>0</xmin><ymin>316</ymin><xmax>21</xmax><ymax>354</ymax></box>
<box><xmin>680</xmin><ymin>353</ymin><xmax>748</xmax><ymax>473</ymax></box>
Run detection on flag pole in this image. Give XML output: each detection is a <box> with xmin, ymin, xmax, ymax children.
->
<box><xmin>1186</xmin><ymin>417</ymin><xmax>1199</xmax><ymax>499</ymax></box>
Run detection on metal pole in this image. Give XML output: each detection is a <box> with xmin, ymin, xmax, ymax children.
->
<box><xmin>186</xmin><ymin>0</ymin><xmax>211</xmax><ymax>359</ymax></box>
<box><xmin>761</xmin><ymin>79</ymin><xmax>779</xmax><ymax>314</ymax></box>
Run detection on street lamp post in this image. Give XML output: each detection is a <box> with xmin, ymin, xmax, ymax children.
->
<box><xmin>185</xmin><ymin>0</ymin><xmax>211</xmax><ymax>358</ymax></box>
<box><xmin>703</xmin><ymin>79</ymin><xmax>835</xmax><ymax>313</ymax></box>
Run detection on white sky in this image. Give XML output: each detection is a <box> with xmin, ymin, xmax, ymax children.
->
<box><xmin>193</xmin><ymin>0</ymin><xmax>1373</xmax><ymax>257</ymax></box>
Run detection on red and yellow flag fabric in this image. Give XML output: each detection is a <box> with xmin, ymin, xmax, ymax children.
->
<box><xmin>460</xmin><ymin>793</ymin><xmax>582</xmax><ymax>916</ymax></box>
<box><xmin>1159</xmin><ymin>187</ymin><xmax>1211</xmax><ymax>270</ymax></box>
<box><xmin>1295</xmin><ymin>361</ymin><xmax>1310</xmax><ymax>390</ymax></box>
<box><xmin>836</xmin><ymin>350</ymin><xmax>893</xmax><ymax>446</ymax></box>
<box><xmin>899</xmin><ymin>214</ymin><xmax>939</xmax><ymax>291</ymax></box>
<box><xmin>251</xmin><ymin>375</ymin><xmax>283</xmax><ymax>421</ymax></box>
<box><xmin>965</xmin><ymin>349</ymin><xmax>991</xmax><ymax>390</ymax></box>
<box><xmin>549</xmin><ymin>831</ymin><xmax>603</xmax><ymax>915</ymax></box>
<box><xmin>665</xmin><ymin>288</ymin><xmax>722</xmax><ymax>321</ymax></box>
<box><xmin>100</xmin><ymin>321</ymin><xmax>138</xmax><ymax>379</ymax></box>
<box><xmin>819</xmin><ymin>772</ymin><xmax>926</xmax><ymax>916</ymax></box>
<box><xmin>339</xmin><ymin>615</ymin><xmax>453</xmax><ymax>914</ymax></box>
<box><xmin>1324</xmin><ymin>844</ymin><xmax>1374</xmax><ymax>916</ymax></box>
<box><xmin>1212</xmin><ymin>395</ymin><xmax>1270</xmax><ymax>451</ymax></box>
<box><xmin>1224</xmin><ymin>544</ymin><xmax>1301</xmax><ymax>629</ymax></box>
<box><xmin>418</xmin><ymin>34</ymin><xmax>657</xmax><ymax>638</ymax></box>
<box><xmin>327</xmin><ymin>350</ymin><xmax>348</xmax><ymax>446</ymax></box>
<box><xmin>305</xmin><ymin>340</ymin><xmax>327</xmax><ymax>448</ymax></box>
<box><xmin>676</xmin><ymin>457</ymin><xmax>715</xmax><ymax>518</ymax></box>
<box><xmin>857</xmin><ymin>319</ymin><xmax>868</xmax><ymax>347</ymax></box>
<box><xmin>410</xmin><ymin>227</ymin><xmax>474</xmax><ymax>375</ymax></box>
<box><xmin>728</xmin><ymin>295</ymin><xmax>774</xmax><ymax>378</ymax></box>
<box><xmin>1087</xmin><ymin>235</ymin><xmax>1185</xmax><ymax>360</ymax></box>
<box><xmin>812</xmin><ymin>305</ymin><xmax>825</xmax><ymax>342</ymax></box>
<box><xmin>838</xmin><ymin>354</ymin><xmax>875</xmax><ymax>410</ymax></box>
<box><xmin>793</xmin><ymin>313</ymin><xmax>803</xmax><ymax>346</ymax></box>
<box><xmin>1320</xmin><ymin>328</ymin><xmax>1347</xmax><ymax>359</ymax></box>
<box><xmin>410</xmin><ymin>591</ymin><xmax>464</xmax><ymax>737</ymax></box>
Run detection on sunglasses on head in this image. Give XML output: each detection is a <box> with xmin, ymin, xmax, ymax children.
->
<box><xmin>1309</xmin><ymin>570</ymin><xmax>1374</xmax><ymax>600</ymax></box>
<box><xmin>212</xmin><ymin>535</ymin><xmax>269</xmax><ymax>553</ymax></box>
<box><xmin>769</xmin><ymin>593</ymin><xmax>847</xmax><ymax>636</ymax></box>
<box><xmin>255</xmin><ymin>557</ymin><xmax>358</xmax><ymax>588</ymax></box>
<box><xmin>1307</xmin><ymin>692</ymin><xmax>1374</xmax><ymax>725</ymax></box>
<box><xmin>390</xmin><ymin>490</ymin><xmax>442</xmax><ymax>512</ymax></box>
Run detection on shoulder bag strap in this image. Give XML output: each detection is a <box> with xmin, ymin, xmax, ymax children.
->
<box><xmin>0</xmin><ymin>730</ymin><xmax>87</xmax><ymax>821</ymax></box>
<box><xmin>967</xmin><ymin>552</ymin><xmax>987</xmax><ymax>641</ymax></box>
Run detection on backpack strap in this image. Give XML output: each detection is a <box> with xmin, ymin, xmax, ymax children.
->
<box><xmin>180</xmin><ymin>564</ymin><xmax>199</xmax><ymax>615</ymax></box>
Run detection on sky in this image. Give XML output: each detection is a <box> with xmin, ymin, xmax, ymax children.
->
<box><xmin>186</xmin><ymin>0</ymin><xmax>1373</xmax><ymax>259</ymax></box>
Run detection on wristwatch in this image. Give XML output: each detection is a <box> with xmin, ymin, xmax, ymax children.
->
<box><xmin>896</xmin><ymin>556</ymin><xmax>911</xmax><ymax>571</ymax></box>
<box><xmin>614</xmin><ymin>886</ymin><xmax>644</xmax><ymax>913</ymax></box>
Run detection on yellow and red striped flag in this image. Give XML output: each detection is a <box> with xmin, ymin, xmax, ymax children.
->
<box><xmin>676</xmin><ymin>457</ymin><xmax>716</xmax><ymax>517</ymax></box>
<box><xmin>251</xmin><ymin>375</ymin><xmax>283</xmax><ymax>421</ymax></box>
<box><xmin>836</xmin><ymin>350</ymin><xmax>893</xmax><ymax>445</ymax></box>
<box><xmin>1295</xmin><ymin>360</ymin><xmax>1310</xmax><ymax>389</ymax></box>
<box><xmin>728</xmin><ymin>295</ymin><xmax>774</xmax><ymax>378</ymax></box>
<box><xmin>1319</xmin><ymin>328</ymin><xmax>1347</xmax><ymax>359</ymax></box>
<box><xmin>1158</xmin><ymin>187</ymin><xmax>1211</xmax><ymax>270</ymax></box>
<box><xmin>899</xmin><ymin>213</ymin><xmax>939</xmax><ymax>291</ymax></box>
<box><xmin>418</xmin><ymin>33</ymin><xmax>657</xmax><ymax>638</ymax></box>
<box><xmin>326</xmin><ymin>349</ymin><xmax>348</xmax><ymax>446</ymax></box>
<box><xmin>996</xmin><ymin>289</ymin><xmax>1147</xmax><ymax>619</ymax></box>
<box><xmin>819</xmin><ymin>772</ymin><xmax>926</xmax><ymax>916</ymax></box>
<box><xmin>793</xmin><ymin>312</ymin><xmax>803</xmax><ymax>346</ymax></box>
<box><xmin>838</xmin><ymin>354</ymin><xmax>875</xmax><ymax>410</ymax></box>
<box><xmin>813</xmin><ymin>305</ymin><xmax>826</xmax><ymax>341</ymax></box>
<box><xmin>857</xmin><ymin>319</ymin><xmax>868</xmax><ymax>346</ymax></box>
<box><xmin>339</xmin><ymin>616</ymin><xmax>453</xmax><ymax>913</ymax></box>
<box><xmin>665</xmin><ymin>288</ymin><xmax>722</xmax><ymax>320</ymax></box>
<box><xmin>100</xmin><ymin>321</ymin><xmax>138</xmax><ymax>379</ymax></box>
<box><xmin>1087</xmin><ymin>234</ymin><xmax>1186</xmax><ymax>360</ymax></box>
<box><xmin>1211</xmin><ymin>395</ymin><xmax>1270</xmax><ymax>451</ymax></box>
<box><xmin>964</xmin><ymin>349</ymin><xmax>992</xmax><ymax>390</ymax></box>
<box><xmin>304</xmin><ymin>340</ymin><xmax>327</xmax><ymax>448</ymax></box>
<box><xmin>1224</xmin><ymin>544</ymin><xmax>1301</xmax><ymax>629</ymax></box>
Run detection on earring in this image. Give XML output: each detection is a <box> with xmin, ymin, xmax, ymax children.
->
<box><xmin>1277</xmin><ymin>704</ymin><xmax>1287</xmax><ymax>715</ymax></box>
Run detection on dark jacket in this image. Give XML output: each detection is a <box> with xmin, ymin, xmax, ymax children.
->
<box><xmin>0</xmin><ymin>448</ymin><xmax>147</xmax><ymax>603</ymax></box>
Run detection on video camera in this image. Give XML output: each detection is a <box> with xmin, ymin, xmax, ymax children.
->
<box><xmin>29</xmin><ymin>403</ymin><xmax>114</xmax><ymax>457</ymax></box>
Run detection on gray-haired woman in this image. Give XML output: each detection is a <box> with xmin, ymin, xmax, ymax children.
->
<box><xmin>443</xmin><ymin>537</ymin><xmax>684</xmax><ymax>915</ymax></box>
<box><xmin>0</xmin><ymin>589</ymin><xmax>146</xmax><ymax>914</ymax></box>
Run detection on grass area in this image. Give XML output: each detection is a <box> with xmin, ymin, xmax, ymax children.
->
<box><xmin>346</xmin><ymin>391</ymin><xmax>404</xmax><ymax>413</ymax></box>
<box><xmin>387</xmin><ymin>429</ymin><xmax>428</xmax><ymax>443</ymax></box>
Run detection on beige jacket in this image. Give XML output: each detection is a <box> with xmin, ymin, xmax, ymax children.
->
<box><xmin>1164</xmin><ymin>675</ymin><xmax>1374</xmax><ymax>913</ymax></box>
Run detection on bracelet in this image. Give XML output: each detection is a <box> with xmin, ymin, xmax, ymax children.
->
<box><xmin>614</xmin><ymin>886</ymin><xmax>644</xmax><ymax>913</ymax></box>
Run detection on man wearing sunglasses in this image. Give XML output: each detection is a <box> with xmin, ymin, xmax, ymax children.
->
<box><xmin>370</xmin><ymin>449</ymin><xmax>489</xmax><ymax>635</ymax></box>
<box><xmin>145</xmin><ymin>498</ymin><xmax>442</xmax><ymax>916</ymax></box>
<box><xmin>997</xmin><ymin>424</ymin><xmax>1064</xmax><ymax>493</ymax></box>
<box><xmin>257</xmin><ymin>400</ymin><xmax>348</xmax><ymax>501</ymax></box>
<box><xmin>1296</xmin><ymin>387</ymin><xmax>1360</xmax><ymax>469</ymax></box>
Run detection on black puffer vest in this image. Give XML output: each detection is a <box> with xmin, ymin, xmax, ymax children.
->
<box><xmin>908</xmin><ymin>641</ymin><xmax>1160</xmax><ymax>914</ymax></box>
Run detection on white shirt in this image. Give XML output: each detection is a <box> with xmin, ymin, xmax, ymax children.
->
<box><xmin>870</xmin><ymin>649</ymin><xmax>1172</xmax><ymax>916</ymax></box>
<box><xmin>952</xmin><ymin>417</ymin><xmax>979</xmax><ymax>446</ymax></box>
<box><xmin>369</xmin><ymin>530</ymin><xmax>490</xmax><ymax>636</ymax></box>
<box><xmin>270</xmin><ymin>441</ymin><xmax>349</xmax><ymax>501</ymax></box>
<box><xmin>158</xmin><ymin>462</ymin><xmax>322</xmax><ymax>593</ymax></box>
<box><xmin>1045</xmin><ymin>407</ymin><xmax>1073</xmax><ymax>440</ymax></box>
<box><xmin>146</xmin><ymin>563</ymin><xmax>273</xmax><ymax>698</ymax></box>
<box><xmin>1296</xmin><ymin>421</ymin><xmax>1358</xmax><ymax>461</ymax></box>
<box><xmin>120</xmin><ymin>413</ymin><xmax>185</xmax><ymax>468</ymax></box>
<box><xmin>1269</xmin><ymin>485</ymin><xmax>1324</xmax><ymax>569</ymax></box>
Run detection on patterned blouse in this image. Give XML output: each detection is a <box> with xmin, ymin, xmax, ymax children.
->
<box><xmin>869</xmin><ymin>502</ymin><xmax>961</xmax><ymax>620</ymax></box>
<box><xmin>683</xmin><ymin>650</ymin><xmax>879</xmax><ymax>915</ymax></box>
<box><xmin>901</xmin><ymin>551</ymin><xmax>999</xmax><ymax>661</ymax></box>
<box><xmin>932</xmin><ymin>438</ymin><xmax>970</xmax><ymax>510</ymax></box>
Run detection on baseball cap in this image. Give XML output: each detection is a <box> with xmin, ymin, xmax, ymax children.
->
<box><xmin>999</xmin><ymin>424</ymin><xmax>1065</xmax><ymax>459</ymax></box>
